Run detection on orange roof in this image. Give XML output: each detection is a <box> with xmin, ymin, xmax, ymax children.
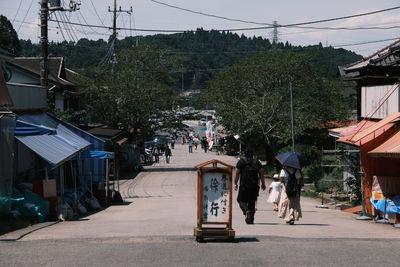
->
<box><xmin>368</xmin><ymin>129</ymin><xmax>400</xmax><ymax>158</ymax></box>
<box><xmin>336</xmin><ymin>120</ymin><xmax>393</xmax><ymax>147</ymax></box>
<box><xmin>349</xmin><ymin>112</ymin><xmax>400</xmax><ymax>143</ymax></box>
<box><xmin>330</xmin><ymin>120</ymin><xmax>375</xmax><ymax>136</ymax></box>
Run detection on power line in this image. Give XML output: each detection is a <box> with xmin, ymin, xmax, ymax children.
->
<box><xmin>48</xmin><ymin>15</ymin><xmax>400</xmax><ymax>34</ymax></box>
<box><xmin>332</xmin><ymin>37</ymin><xmax>400</xmax><ymax>48</ymax></box>
<box><xmin>150</xmin><ymin>0</ymin><xmax>400</xmax><ymax>29</ymax></box>
<box><xmin>149</xmin><ymin>0</ymin><xmax>274</xmax><ymax>26</ymax></box>
<box><xmin>16</xmin><ymin>0</ymin><xmax>34</xmax><ymax>33</ymax></box>
<box><xmin>12</xmin><ymin>0</ymin><xmax>23</xmax><ymax>23</ymax></box>
<box><xmin>89</xmin><ymin>0</ymin><xmax>107</xmax><ymax>27</ymax></box>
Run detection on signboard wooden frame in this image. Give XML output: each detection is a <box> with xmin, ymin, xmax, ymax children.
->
<box><xmin>194</xmin><ymin>159</ymin><xmax>235</xmax><ymax>241</ymax></box>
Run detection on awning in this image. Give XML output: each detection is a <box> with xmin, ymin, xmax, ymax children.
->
<box><xmin>18</xmin><ymin>113</ymin><xmax>91</xmax><ymax>151</ymax></box>
<box><xmin>16</xmin><ymin>134</ymin><xmax>80</xmax><ymax>167</ymax></box>
<box><xmin>369</xmin><ymin>130</ymin><xmax>400</xmax><ymax>158</ymax></box>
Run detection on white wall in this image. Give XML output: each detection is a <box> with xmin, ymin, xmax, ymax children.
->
<box><xmin>361</xmin><ymin>85</ymin><xmax>399</xmax><ymax>119</ymax></box>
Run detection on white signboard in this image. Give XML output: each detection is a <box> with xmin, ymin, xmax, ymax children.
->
<box><xmin>202</xmin><ymin>172</ymin><xmax>229</xmax><ymax>222</ymax></box>
<box><xmin>361</xmin><ymin>85</ymin><xmax>399</xmax><ymax>119</ymax></box>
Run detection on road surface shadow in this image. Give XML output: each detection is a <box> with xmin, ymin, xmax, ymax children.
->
<box><xmin>254</xmin><ymin>222</ymin><xmax>280</xmax><ymax>225</ymax></box>
<box><xmin>197</xmin><ymin>237</ymin><xmax>259</xmax><ymax>243</ymax></box>
<box><xmin>144</xmin><ymin>167</ymin><xmax>196</xmax><ymax>172</ymax></box>
<box><xmin>110</xmin><ymin>201</ymin><xmax>133</xmax><ymax>206</ymax></box>
<box><xmin>296</xmin><ymin>223</ymin><xmax>330</xmax><ymax>226</ymax></box>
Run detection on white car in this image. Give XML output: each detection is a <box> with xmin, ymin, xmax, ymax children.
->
<box><xmin>198</xmin><ymin>119</ymin><xmax>207</xmax><ymax>126</ymax></box>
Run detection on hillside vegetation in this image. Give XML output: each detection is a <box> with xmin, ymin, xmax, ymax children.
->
<box><xmin>19</xmin><ymin>29</ymin><xmax>362</xmax><ymax>91</ymax></box>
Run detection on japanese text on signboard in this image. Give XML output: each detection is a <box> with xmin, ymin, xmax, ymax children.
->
<box><xmin>202</xmin><ymin>172</ymin><xmax>229</xmax><ymax>222</ymax></box>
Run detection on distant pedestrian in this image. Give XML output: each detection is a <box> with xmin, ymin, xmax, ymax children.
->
<box><xmin>267</xmin><ymin>174</ymin><xmax>281</xmax><ymax>211</ymax></box>
<box><xmin>152</xmin><ymin>145</ymin><xmax>159</xmax><ymax>163</ymax></box>
<box><xmin>171</xmin><ymin>138</ymin><xmax>175</xmax><ymax>149</ymax></box>
<box><xmin>165</xmin><ymin>146</ymin><xmax>172</xmax><ymax>164</ymax></box>
<box><xmin>188</xmin><ymin>138</ymin><xmax>193</xmax><ymax>153</ymax></box>
<box><xmin>201</xmin><ymin>138</ymin><xmax>208</xmax><ymax>153</ymax></box>
<box><xmin>234</xmin><ymin>149</ymin><xmax>266</xmax><ymax>224</ymax></box>
<box><xmin>278</xmin><ymin>166</ymin><xmax>304</xmax><ymax>225</ymax></box>
<box><xmin>194</xmin><ymin>138</ymin><xmax>198</xmax><ymax>150</ymax></box>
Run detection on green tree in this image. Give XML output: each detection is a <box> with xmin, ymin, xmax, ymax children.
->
<box><xmin>80</xmin><ymin>44</ymin><xmax>176</xmax><ymax>140</ymax></box>
<box><xmin>0</xmin><ymin>15</ymin><xmax>21</xmax><ymax>55</ymax></box>
<box><xmin>206</xmin><ymin>50</ymin><xmax>351</xmax><ymax>162</ymax></box>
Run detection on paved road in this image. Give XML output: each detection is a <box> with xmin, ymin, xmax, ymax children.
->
<box><xmin>1</xmin><ymin>143</ymin><xmax>400</xmax><ymax>266</ymax></box>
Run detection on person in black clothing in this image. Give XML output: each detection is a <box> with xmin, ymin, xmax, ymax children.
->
<box><xmin>234</xmin><ymin>149</ymin><xmax>266</xmax><ymax>224</ymax></box>
<box><xmin>165</xmin><ymin>146</ymin><xmax>172</xmax><ymax>163</ymax></box>
<box><xmin>201</xmin><ymin>138</ymin><xmax>208</xmax><ymax>153</ymax></box>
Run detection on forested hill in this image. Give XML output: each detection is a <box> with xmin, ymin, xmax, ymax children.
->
<box><xmin>20</xmin><ymin>28</ymin><xmax>362</xmax><ymax>91</ymax></box>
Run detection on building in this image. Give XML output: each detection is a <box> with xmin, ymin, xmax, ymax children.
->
<box><xmin>344</xmin><ymin>39</ymin><xmax>400</xmax><ymax>120</ymax></box>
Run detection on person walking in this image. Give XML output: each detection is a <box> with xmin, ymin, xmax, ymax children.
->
<box><xmin>188</xmin><ymin>137</ymin><xmax>193</xmax><ymax>153</ymax></box>
<box><xmin>267</xmin><ymin>174</ymin><xmax>281</xmax><ymax>211</ymax></box>
<box><xmin>165</xmin><ymin>146</ymin><xmax>172</xmax><ymax>164</ymax></box>
<box><xmin>234</xmin><ymin>149</ymin><xmax>266</xmax><ymax>224</ymax></box>
<box><xmin>152</xmin><ymin>144</ymin><xmax>159</xmax><ymax>163</ymax></box>
<box><xmin>201</xmin><ymin>138</ymin><xmax>208</xmax><ymax>153</ymax></box>
<box><xmin>171</xmin><ymin>138</ymin><xmax>175</xmax><ymax>149</ymax></box>
<box><xmin>278</xmin><ymin>166</ymin><xmax>304</xmax><ymax>225</ymax></box>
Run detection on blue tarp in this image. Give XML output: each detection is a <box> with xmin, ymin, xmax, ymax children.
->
<box><xmin>15</xmin><ymin>120</ymin><xmax>54</xmax><ymax>136</ymax></box>
<box><xmin>78</xmin><ymin>150</ymin><xmax>114</xmax><ymax>159</ymax></box>
<box><xmin>370</xmin><ymin>196</ymin><xmax>400</xmax><ymax>214</ymax></box>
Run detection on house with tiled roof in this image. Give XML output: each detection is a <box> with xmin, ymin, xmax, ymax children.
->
<box><xmin>344</xmin><ymin>39</ymin><xmax>400</xmax><ymax>120</ymax></box>
<box><xmin>3</xmin><ymin>56</ymin><xmax>82</xmax><ymax>112</ymax></box>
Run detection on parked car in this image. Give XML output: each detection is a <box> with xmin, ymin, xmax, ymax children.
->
<box><xmin>198</xmin><ymin>118</ymin><xmax>207</xmax><ymax>126</ymax></box>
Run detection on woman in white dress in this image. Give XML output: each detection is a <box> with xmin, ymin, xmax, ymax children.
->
<box><xmin>278</xmin><ymin>167</ymin><xmax>303</xmax><ymax>225</ymax></box>
<box><xmin>267</xmin><ymin>174</ymin><xmax>281</xmax><ymax>211</ymax></box>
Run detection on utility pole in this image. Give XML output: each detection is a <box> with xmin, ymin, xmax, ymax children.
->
<box><xmin>290</xmin><ymin>82</ymin><xmax>295</xmax><ymax>151</ymax></box>
<box><xmin>40</xmin><ymin>0</ymin><xmax>80</xmax><ymax>88</ymax></box>
<box><xmin>108</xmin><ymin>1</ymin><xmax>133</xmax><ymax>63</ymax></box>
<box><xmin>40</xmin><ymin>0</ymin><xmax>49</xmax><ymax>88</ymax></box>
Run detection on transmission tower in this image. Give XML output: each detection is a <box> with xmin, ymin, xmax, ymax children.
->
<box><xmin>272</xmin><ymin>21</ymin><xmax>279</xmax><ymax>44</ymax></box>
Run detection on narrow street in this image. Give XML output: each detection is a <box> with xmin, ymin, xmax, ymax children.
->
<box><xmin>1</xmin><ymin>143</ymin><xmax>400</xmax><ymax>266</ymax></box>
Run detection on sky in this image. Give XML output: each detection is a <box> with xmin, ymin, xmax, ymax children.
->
<box><xmin>1</xmin><ymin>0</ymin><xmax>400</xmax><ymax>56</ymax></box>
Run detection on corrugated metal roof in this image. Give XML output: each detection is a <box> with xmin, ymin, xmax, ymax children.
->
<box><xmin>369</xmin><ymin>129</ymin><xmax>400</xmax><ymax>158</ymax></box>
<box><xmin>16</xmin><ymin>134</ymin><xmax>79</xmax><ymax>167</ymax></box>
<box><xmin>349</xmin><ymin>112</ymin><xmax>400</xmax><ymax>143</ymax></box>
<box><xmin>0</xmin><ymin>69</ymin><xmax>13</xmax><ymax>106</ymax></box>
<box><xmin>19</xmin><ymin>113</ymin><xmax>91</xmax><ymax>151</ymax></box>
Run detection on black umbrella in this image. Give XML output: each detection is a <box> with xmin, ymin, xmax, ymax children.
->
<box><xmin>275</xmin><ymin>151</ymin><xmax>310</xmax><ymax>169</ymax></box>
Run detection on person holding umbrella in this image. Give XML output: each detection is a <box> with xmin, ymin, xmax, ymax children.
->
<box><xmin>275</xmin><ymin>151</ymin><xmax>309</xmax><ymax>225</ymax></box>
